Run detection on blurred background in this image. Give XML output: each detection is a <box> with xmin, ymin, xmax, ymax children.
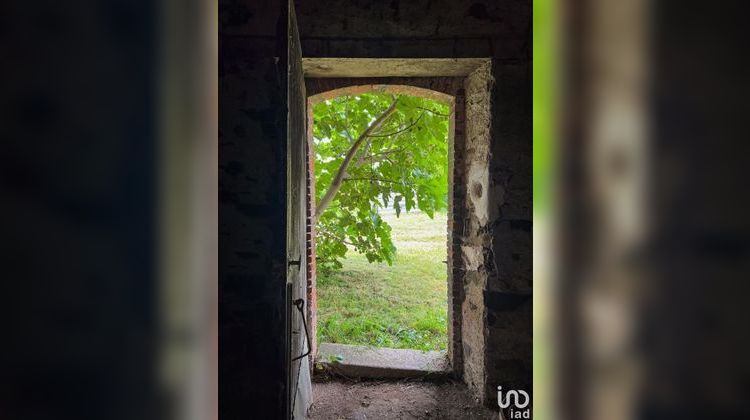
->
<box><xmin>0</xmin><ymin>0</ymin><xmax>748</xmax><ymax>419</ymax></box>
<box><xmin>536</xmin><ymin>0</ymin><xmax>750</xmax><ymax>419</ymax></box>
<box><xmin>0</xmin><ymin>1</ymin><xmax>216</xmax><ymax>419</ymax></box>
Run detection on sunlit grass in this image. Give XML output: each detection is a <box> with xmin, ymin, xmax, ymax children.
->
<box><xmin>316</xmin><ymin>210</ymin><xmax>448</xmax><ymax>351</ymax></box>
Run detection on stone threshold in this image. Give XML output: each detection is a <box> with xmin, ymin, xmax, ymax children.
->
<box><xmin>315</xmin><ymin>343</ymin><xmax>452</xmax><ymax>379</ymax></box>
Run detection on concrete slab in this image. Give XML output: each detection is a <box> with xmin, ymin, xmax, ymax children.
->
<box><xmin>315</xmin><ymin>343</ymin><xmax>451</xmax><ymax>379</ymax></box>
<box><xmin>302</xmin><ymin>58</ymin><xmax>490</xmax><ymax>78</ymax></box>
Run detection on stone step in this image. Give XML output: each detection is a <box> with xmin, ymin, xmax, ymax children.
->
<box><xmin>315</xmin><ymin>343</ymin><xmax>452</xmax><ymax>379</ymax></box>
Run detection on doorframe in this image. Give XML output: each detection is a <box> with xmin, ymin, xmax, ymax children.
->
<box><xmin>303</xmin><ymin>74</ymin><xmax>466</xmax><ymax>377</ymax></box>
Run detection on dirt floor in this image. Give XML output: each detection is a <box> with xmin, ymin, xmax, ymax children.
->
<box><xmin>308</xmin><ymin>379</ymin><xmax>498</xmax><ymax>419</ymax></box>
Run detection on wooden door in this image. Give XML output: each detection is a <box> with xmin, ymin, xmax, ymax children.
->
<box><xmin>286</xmin><ymin>0</ymin><xmax>311</xmax><ymax>418</ymax></box>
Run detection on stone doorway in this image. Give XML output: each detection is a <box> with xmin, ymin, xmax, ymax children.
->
<box><xmin>301</xmin><ymin>60</ymin><xmax>499</xmax><ymax>403</ymax></box>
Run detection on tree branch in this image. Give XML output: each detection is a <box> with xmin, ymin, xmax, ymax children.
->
<box><xmin>342</xmin><ymin>96</ymin><xmax>355</xmax><ymax>142</ymax></box>
<box><xmin>366</xmin><ymin>147</ymin><xmax>406</xmax><ymax>158</ymax></box>
<box><xmin>315</xmin><ymin>96</ymin><xmax>399</xmax><ymax>222</ymax></box>
<box><xmin>329</xmin><ymin>96</ymin><xmax>356</xmax><ymax>143</ymax></box>
<box><xmin>366</xmin><ymin>112</ymin><xmax>424</xmax><ymax>138</ymax></box>
<box><xmin>416</xmin><ymin>106</ymin><xmax>451</xmax><ymax>117</ymax></box>
<box><xmin>342</xmin><ymin>177</ymin><xmax>405</xmax><ymax>185</ymax></box>
<box><xmin>356</xmin><ymin>136</ymin><xmax>373</xmax><ymax>165</ymax></box>
<box><xmin>356</xmin><ymin>105</ymin><xmax>416</xmax><ymax>165</ymax></box>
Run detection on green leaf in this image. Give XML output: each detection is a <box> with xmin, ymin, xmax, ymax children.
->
<box><xmin>313</xmin><ymin>92</ymin><xmax>449</xmax><ymax>270</ymax></box>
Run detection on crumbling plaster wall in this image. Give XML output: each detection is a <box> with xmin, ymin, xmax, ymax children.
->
<box><xmin>460</xmin><ymin>62</ymin><xmax>495</xmax><ymax>399</ymax></box>
<box><xmin>461</xmin><ymin>59</ymin><xmax>532</xmax><ymax>408</ymax></box>
<box><xmin>459</xmin><ymin>60</ymin><xmax>532</xmax><ymax>407</ymax></box>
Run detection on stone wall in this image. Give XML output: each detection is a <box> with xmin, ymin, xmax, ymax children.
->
<box><xmin>296</xmin><ymin>0</ymin><xmax>530</xmax><ymax>60</ymax></box>
<box><xmin>485</xmin><ymin>61</ymin><xmax>533</xmax><ymax>402</ymax></box>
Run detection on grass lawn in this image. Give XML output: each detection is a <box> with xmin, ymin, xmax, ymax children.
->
<box><xmin>316</xmin><ymin>210</ymin><xmax>448</xmax><ymax>351</ymax></box>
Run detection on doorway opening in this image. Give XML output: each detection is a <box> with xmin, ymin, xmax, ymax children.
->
<box><xmin>301</xmin><ymin>59</ymin><xmax>497</xmax><ymax>405</ymax></box>
<box><xmin>306</xmin><ymin>84</ymin><xmax>458</xmax><ymax>377</ymax></box>
<box><xmin>312</xmin><ymin>90</ymin><xmax>451</xmax><ymax>351</ymax></box>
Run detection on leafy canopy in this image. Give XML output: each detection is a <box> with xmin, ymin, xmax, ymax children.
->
<box><xmin>313</xmin><ymin>92</ymin><xmax>450</xmax><ymax>271</ymax></box>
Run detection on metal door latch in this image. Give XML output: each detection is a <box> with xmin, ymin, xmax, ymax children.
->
<box><xmin>291</xmin><ymin>298</ymin><xmax>311</xmax><ymax>361</ymax></box>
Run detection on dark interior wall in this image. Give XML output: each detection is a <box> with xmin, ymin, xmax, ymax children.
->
<box><xmin>219</xmin><ymin>0</ymin><xmax>290</xmax><ymax>418</ymax></box>
<box><xmin>296</xmin><ymin>0</ymin><xmax>530</xmax><ymax>60</ymax></box>
<box><xmin>486</xmin><ymin>60</ymin><xmax>533</xmax><ymax>401</ymax></box>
